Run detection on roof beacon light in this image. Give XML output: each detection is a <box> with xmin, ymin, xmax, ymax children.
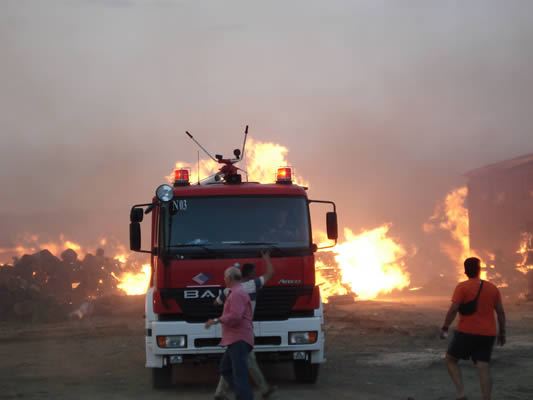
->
<box><xmin>276</xmin><ymin>167</ymin><xmax>293</xmax><ymax>184</ymax></box>
<box><xmin>174</xmin><ymin>168</ymin><xmax>190</xmax><ymax>186</ymax></box>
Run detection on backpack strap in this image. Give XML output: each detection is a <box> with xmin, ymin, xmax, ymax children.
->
<box><xmin>474</xmin><ymin>280</ymin><xmax>484</xmax><ymax>302</ymax></box>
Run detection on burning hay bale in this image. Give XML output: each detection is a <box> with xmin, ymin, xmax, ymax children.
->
<box><xmin>0</xmin><ymin>247</ymin><xmax>147</xmax><ymax>322</ymax></box>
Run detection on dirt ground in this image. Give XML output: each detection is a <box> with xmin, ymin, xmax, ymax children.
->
<box><xmin>1</xmin><ymin>297</ymin><xmax>532</xmax><ymax>400</ymax></box>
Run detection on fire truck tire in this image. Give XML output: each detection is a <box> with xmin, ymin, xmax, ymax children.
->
<box><xmin>152</xmin><ymin>366</ymin><xmax>173</xmax><ymax>389</ymax></box>
<box><xmin>293</xmin><ymin>360</ymin><xmax>319</xmax><ymax>383</ymax></box>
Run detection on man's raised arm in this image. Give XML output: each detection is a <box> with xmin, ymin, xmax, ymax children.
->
<box><xmin>261</xmin><ymin>250</ymin><xmax>275</xmax><ymax>284</ymax></box>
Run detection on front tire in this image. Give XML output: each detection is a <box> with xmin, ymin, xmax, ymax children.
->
<box><xmin>293</xmin><ymin>360</ymin><xmax>319</xmax><ymax>383</ymax></box>
<box><xmin>152</xmin><ymin>366</ymin><xmax>173</xmax><ymax>389</ymax></box>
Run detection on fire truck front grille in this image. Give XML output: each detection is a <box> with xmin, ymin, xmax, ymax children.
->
<box><xmin>194</xmin><ymin>336</ymin><xmax>282</xmax><ymax>348</ymax></box>
<box><xmin>254</xmin><ymin>286</ymin><xmax>313</xmax><ymax>320</ymax></box>
<box><xmin>159</xmin><ymin>286</ymin><xmax>314</xmax><ymax>322</ymax></box>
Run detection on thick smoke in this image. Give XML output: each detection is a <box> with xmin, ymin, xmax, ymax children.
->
<box><xmin>1</xmin><ymin>1</ymin><xmax>533</xmax><ymax>285</ymax></box>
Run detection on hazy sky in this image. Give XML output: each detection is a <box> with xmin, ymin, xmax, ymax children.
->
<box><xmin>1</xmin><ymin>0</ymin><xmax>533</xmax><ymax>267</ymax></box>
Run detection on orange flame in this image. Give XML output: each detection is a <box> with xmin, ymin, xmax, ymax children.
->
<box><xmin>244</xmin><ymin>138</ymin><xmax>308</xmax><ymax>186</ymax></box>
<box><xmin>315</xmin><ymin>259</ymin><xmax>350</xmax><ymax>302</ymax></box>
<box><xmin>316</xmin><ymin>224</ymin><xmax>411</xmax><ymax>302</ymax></box>
<box><xmin>168</xmin><ymin>137</ymin><xmax>308</xmax><ymax>186</ymax></box>
<box><xmin>0</xmin><ymin>234</ymin><xmax>85</xmax><ymax>263</ymax></box>
<box><xmin>516</xmin><ymin>232</ymin><xmax>533</xmax><ymax>274</ymax></box>
<box><xmin>335</xmin><ymin>225</ymin><xmax>410</xmax><ymax>300</ymax></box>
<box><xmin>113</xmin><ymin>264</ymin><xmax>151</xmax><ymax>295</ymax></box>
<box><xmin>168</xmin><ymin>160</ymin><xmax>217</xmax><ymax>185</ymax></box>
<box><xmin>425</xmin><ymin>186</ymin><xmax>490</xmax><ymax>280</ymax></box>
<box><xmin>0</xmin><ymin>234</ymin><xmax>154</xmax><ymax>296</ymax></box>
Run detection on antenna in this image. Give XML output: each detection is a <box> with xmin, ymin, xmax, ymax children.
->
<box><xmin>197</xmin><ymin>150</ymin><xmax>200</xmax><ymax>185</ymax></box>
<box><xmin>240</xmin><ymin>125</ymin><xmax>249</xmax><ymax>162</ymax></box>
<box><xmin>185</xmin><ymin>131</ymin><xmax>217</xmax><ymax>162</ymax></box>
<box><xmin>185</xmin><ymin>125</ymin><xmax>250</xmax><ymax>184</ymax></box>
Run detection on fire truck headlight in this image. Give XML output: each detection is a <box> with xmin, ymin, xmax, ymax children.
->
<box><xmin>155</xmin><ymin>184</ymin><xmax>173</xmax><ymax>202</ymax></box>
<box><xmin>157</xmin><ymin>335</ymin><xmax>187</xmax><ymax>348</ymax></box>
<box><xmin>289</xmin><ymin>331</ymin><xmax>318</xmax><ymax>345</ymax></box>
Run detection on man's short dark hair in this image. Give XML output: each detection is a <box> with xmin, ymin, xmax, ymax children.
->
<box><xmin>241</xmin><ymin>263</ymin><xmax>256</xmax><ymax>279</ymax></box>
<box><xmin>464</xmin><ymin>257</ymin><xmax>481</xmax><ymax>278</ymax></box>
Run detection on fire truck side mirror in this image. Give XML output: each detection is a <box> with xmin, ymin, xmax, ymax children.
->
<box><xmin>326</xmin><ymin>212</ymin><xmax>338</xmax><ymax>240</ymax></box>
<box><xmin>130</xmin><ymin>222</ymin><xmax>142</xmax><ymax>251</ymax></box>
<box><xmin>130</xmin><ymin>207</ymin><xmax>144</xmax><ymax>223</ymax></box>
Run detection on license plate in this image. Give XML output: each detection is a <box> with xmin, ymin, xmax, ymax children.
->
<box><xmin>169</xmin><ymin>355</ymin><xmax>183</xmax><ymax>364</ymax></box>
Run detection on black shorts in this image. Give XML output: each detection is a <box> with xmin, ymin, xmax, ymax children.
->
<box><xmin>447</xmin><ymin>331</ymin><xmax>496</xmax><ymax>363</ymax></box>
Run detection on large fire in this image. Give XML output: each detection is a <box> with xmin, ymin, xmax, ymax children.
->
<box><xmin>424</xmin><ymin>186</ymin><xmax>490</xmax><ymax>280</ymax></box>
<box><xmin>0</xmin><ymin>234</ymin><xmax>148</xmax><ymax>297</ymax></box>
<box><xmin>168</xmin><ymin>138</ymin><xmax>308</xmax><ymax>186</ymax></box>
<box><xmin>113</xmin><ymin>264</ymin><xmax>151</xmax><ymax>295</ymax></box>
<box><xmin>0</xmin><ymin>234</ymin><xmax>85</xmax><ymax>261</ymax></box>
<box><xmin>315</xmin><ymin>259</ymin><xmax>350</xmax><ymax>301</ymax></box>
<box><xmin>516</xmin><ymin>232</ymin><xmax>533</xmax><ymax>274</ymax></box>
<box><xmin>2</xmin><ymin>136</ymin><xmax>414</xmax><ymax>302</ymax></box>
<box><xmin>317</xmin><ymin>224</ymin><xmax>411</xmax><ymax>302</ymax></box>
<box><xmin>167</xmin><ymin>137</ymin><xmax>411</xmax><ymax>301</ymax></box>
<box><xmin>335</xmin><ymin>226</ymin><xmax>410</xmax><ymax>300</ymax></box>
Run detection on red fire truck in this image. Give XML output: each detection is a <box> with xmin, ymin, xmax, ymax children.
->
<box><xmin>129</xmin><ymin>131</ymin><xmax>338</xmax><ymax>388</ymax></box>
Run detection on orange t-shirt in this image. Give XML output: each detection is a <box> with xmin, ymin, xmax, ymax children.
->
<box><xmin>452</xmin><ymin>278</ymin><xmax>501</xmax><ymax>336</ymax></box>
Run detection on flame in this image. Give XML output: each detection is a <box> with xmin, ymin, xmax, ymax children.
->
<box><xmin>168</xmin><ymin>160</ymin><xmax>217</xmax><ymax>185</ymax></box>
<box><xmin>244</xmin><ymin>138</ymin><xmax>308</xmax><ymax>186</ymax></box>
<box><xmin>315</xmin><ymin>259</ymin><xmax>351</xmax><ymax>302</ymax></box>
<box><xmin>0</xmin><ymin>234</ymin><xmax>133</xmax><ymax>265</ymax></box>
<box><xmin>0</xmin><ymin>234</ymin><xmax>86</xmax><ymax>263</ymax></box>
<box><xmin>425</xmin><ymin>186</ymin><xmax>489</xmax><ymax>280</ymax></box>
<box><xmin>40</xmin><ymin>238</ymin><xmax>83</xmax><ymax>257</ymax></box>
<box><xmin>113</xmin><ymin>264</ymin><xmax>151</xmax><ymax>295</ymax></box>
<box><xmin>0</xmin><ymin>234</ymin><xmax>153</xmax><ymax>297</ymax></box>
<box><xmin>168</xmin><ymin>137</ymin><xmax>308</xmax><ymax>186</ymax></box>
<box><xmin>169</xmin><ymin>139</ymin><xmax>409</xmax><ymax>301</ymax></box>
<box><xmin>114</xmin><ymin>253</ymin><xmax>128</xmax><ymax>264</ymax></box>
<box><xmin>516</xmin><ymin>232</ymin><xmax>533</xmax><ymax>274</ymax></box>
<box><xmin>335</xmin><ymin>225</ymin><xmax>410</xmax><ymax>300</ymax></box>
<box><xmin>316</xmin><ymin>224</ymin><xmax>411</xmax><ymax>302</ymax></box>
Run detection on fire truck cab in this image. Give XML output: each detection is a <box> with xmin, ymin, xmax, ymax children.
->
<box><xmin>130</xmin><ymin>158</ymin><xmax>337</xmax><ymax>389</ymax></box>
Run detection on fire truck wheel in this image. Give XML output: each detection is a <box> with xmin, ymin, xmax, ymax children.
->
<box><xmin>152</xmin><ymin>366</ymin><xmax>173</xmax><ymax>389</ymax></box>
<box><xmin>293</xmin><ymin>360</ymin><xmax>319</xmax><ymax>383</ymax></box>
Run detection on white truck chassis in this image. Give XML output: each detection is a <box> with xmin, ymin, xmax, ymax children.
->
<box><xmin>144</xmin><ymin>288</ymin><xmax>325</xmax><ymax>387</ymax></box>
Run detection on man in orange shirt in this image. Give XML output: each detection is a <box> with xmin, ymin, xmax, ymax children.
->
<box><xmin>441</xmin><ymin>257</ymin><xmax>506</xmax><ymax>400</ymax></box>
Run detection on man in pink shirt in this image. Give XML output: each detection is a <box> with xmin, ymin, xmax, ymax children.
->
<box><xmin>205</xmin><ymin>266</ymin><xmax>254</xmax><ymax>400</ymax></box>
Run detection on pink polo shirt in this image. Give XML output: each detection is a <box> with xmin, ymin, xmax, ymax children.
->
<box><xmin>219</xmin><ymin>284</ymin><xmax>254</xmax><ymax>347</ymax></box>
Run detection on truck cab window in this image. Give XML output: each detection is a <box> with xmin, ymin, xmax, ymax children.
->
<box><xmin>168</xmin><ymin>196</ymin><xmax>310</xmax><ymax>248</ymax></box>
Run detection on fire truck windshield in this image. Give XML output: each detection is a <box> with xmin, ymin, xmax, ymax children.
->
<box><xmin>168</xmin><ymin>196</ymin><xmax>310</xmax><ymax>249</ymax></box>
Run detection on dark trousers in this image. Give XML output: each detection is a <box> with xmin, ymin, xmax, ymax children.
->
<box><xmin>220</xmin><ymin>340</ymin><xmax>253</xmax><ymax>400</ymax></box>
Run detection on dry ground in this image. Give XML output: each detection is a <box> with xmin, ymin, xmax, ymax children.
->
<box><xmin>1</xmin><ymin>297</ymin><xmax>532</xmax><ymax>400</ymax></box>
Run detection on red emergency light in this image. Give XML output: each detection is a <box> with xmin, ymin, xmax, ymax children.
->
<box><xmin>174</xmin><ymin>168</ymin><xmax>190</xmax><ymax>186</ymax></box>
<box><xmin>276</xmin><ymin>167</ymin><xmax>293</xmax><ymax>184</ymax></box>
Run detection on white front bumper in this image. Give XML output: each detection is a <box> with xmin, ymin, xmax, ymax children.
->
<box><xmin>146</xmin><ymin>317</ymin><xmax>325</xmax><ymax>368</ymax></box>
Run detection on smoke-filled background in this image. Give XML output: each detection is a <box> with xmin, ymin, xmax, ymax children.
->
<box><xmin>1</xmin><ymin>0</ymin><xmax>533</xmax><ymax>288</ymax></box>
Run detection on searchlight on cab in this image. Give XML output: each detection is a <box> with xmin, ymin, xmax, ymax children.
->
<box><xmin>155</xmin><ymin>184</ymin><xmax>173</xmax><ymax>202</ymax></box>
